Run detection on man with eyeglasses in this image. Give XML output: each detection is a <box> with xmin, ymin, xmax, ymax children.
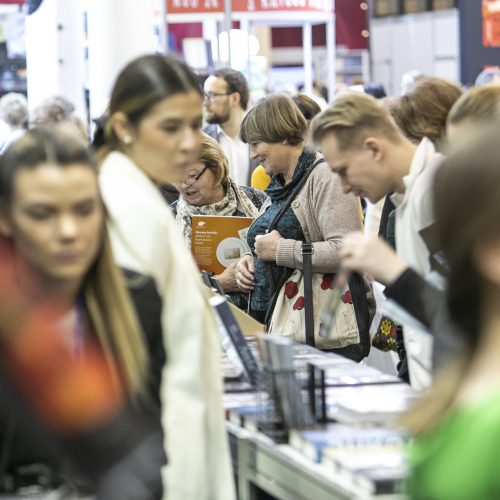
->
<box><xmin>203</xmin><ymin>68</ymin><xmax>258</xmax><ymax>186</ymax></box>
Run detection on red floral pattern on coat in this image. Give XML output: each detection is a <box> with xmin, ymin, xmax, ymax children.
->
<box><xmin>321</xmin><ymin>274</ymin><xmax>335</xmax><ymax>290</ymax></box>
<box><xmin>284</xmin><ymin>281</ymin><xmax>299</xmax><ymax>299</ymax></box>
<box><xmin>341</xmin><ymin>290</ymin><xmax>352</xmax><ymax>304</ymax></box>
<box><xmin>293</xmin><ymin>296</ymin><xmax>305</xmax><ymax>310</ymax></box>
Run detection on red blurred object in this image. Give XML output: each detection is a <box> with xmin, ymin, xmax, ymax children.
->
<box><xmin>271</xmin><ymin>0</ymin><xmax>368</xmax><ymax>50</ymax></box>
<box><xmin>483</xmin><ymin>0</ymin><xmax>500</xmax><ymax>47</ymax></box>
<box><xmin>0</xmin><ymin>239</ymin><xmax>125</xmax><ymax>436</ymax></box>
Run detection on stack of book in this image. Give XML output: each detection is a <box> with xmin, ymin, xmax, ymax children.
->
<box><xmin>326</xmin><ymin>383</ymin><xmax>418</xmax><ymax>425</ymax></box>
<box><xmin>322</xmin><ymin>440</ymin><xmax>408</xmax><ymax>496</ymax></box>
<box><xmin>290</xmin><ymin>423</ymin><xmax>409</xmax><ymax>495</ymax></box>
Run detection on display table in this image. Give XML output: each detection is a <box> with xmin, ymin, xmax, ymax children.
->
<box><xmin>227</xmin><ymin>422</ymin><xmax>407</xmax><ymax>500</ymax></box>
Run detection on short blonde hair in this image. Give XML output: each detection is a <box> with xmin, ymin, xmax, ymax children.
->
<box><xmin>447</xmin><ymin>84</ymin><xmax>500</xmax><ymax>126</ymax></box>
<box><xmin>311</xmin><ymin>91</ymin><xmax>400</xmax><ymax>151</ymax></box>
<box><xmin>199</xmin><ymin>133</ymin><xmax>229</xmax><ymax>188</ymax></box>
<box><xmin>240</xmin><ymin>94</ymin><xmax>307</xmax><ymax>146</ymax></box>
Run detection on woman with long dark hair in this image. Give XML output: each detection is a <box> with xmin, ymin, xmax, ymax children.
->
<box><xmin>98</xmin><ymin>54</ymin><xmax>235</xmax><ymax>500</ymax></box>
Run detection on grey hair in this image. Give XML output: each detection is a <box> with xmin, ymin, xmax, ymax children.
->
<box><xmin>0</xmin><ymin>92</ymin><xmax>28</xmax><ymax>127</ymax></box>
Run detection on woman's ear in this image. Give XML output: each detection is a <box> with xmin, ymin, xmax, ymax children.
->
<box><xmin>109</xmin><ymin>112</ymin><xmax>134</xmax><ymax>146</ymax></box>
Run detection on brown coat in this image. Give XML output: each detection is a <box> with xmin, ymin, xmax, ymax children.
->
<box><xmin>258</xmin><ymin>156</ymin><xmax>362</xmax><ymax>273</ymax></box>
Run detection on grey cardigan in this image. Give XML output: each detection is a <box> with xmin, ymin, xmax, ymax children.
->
<box><xmin>257</xmin><ymin>157</ymin><xmax>362</xmax><ymax>273</ymax></box>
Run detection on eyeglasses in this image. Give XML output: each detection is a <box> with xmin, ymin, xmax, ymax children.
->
<box><xmin>182</xmin><ymin>165</ymin><xmax>210</xmax><ymax>186</ymax></box>
<box><xmin>203</xmin><ymin>91</ymin><xmax>232</xmax><ymax>101</ymax></box>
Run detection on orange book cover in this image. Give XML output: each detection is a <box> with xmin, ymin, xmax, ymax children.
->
<box><xmin>483</xmin><ymin>0</ymin><xmax>500</xmax><ymax>47</ymax></box>
<box><xmin>191</xmin><ymin>215</ymin><xmax>253</xmax><ymax>274</ymax></box>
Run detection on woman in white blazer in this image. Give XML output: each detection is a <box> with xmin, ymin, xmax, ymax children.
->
<box><xmin>97</xmin><ymin>54</ymin><xmax>235</xmax><ymax>500</ymax></box>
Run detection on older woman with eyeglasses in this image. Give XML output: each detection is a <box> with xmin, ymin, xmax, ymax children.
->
<box><xmin>172</xmin><ymin>133</ymin><xmax>267</xmax><ymax>299</ymax></box>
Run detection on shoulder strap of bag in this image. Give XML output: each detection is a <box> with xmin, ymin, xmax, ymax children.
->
<box><xmin>267</xmin><ymin>158</ymin><xmax>324</xmax><ymax>232</ymax></box>
<box><xmin>263</xmin><ymin>158</ymin><xmax>325</xmax><ymax>330</ymax></box>
<box><xmin>347</xmin><ymin>272</ymin><xmax>372</xmax><ymax>359</ymax></box>
<box><xmin>302</xmin><ymin>242</ymin><xmax>315</xmax><ymax>346</ymax></box>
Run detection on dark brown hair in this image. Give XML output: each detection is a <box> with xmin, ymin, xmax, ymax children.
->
<box><xmin>212</xmin><ymin>68</ymin><xmax>249</xmax><ymax>111</ymax></box>
<box><xmin>292</xmin><ymin>94</ymin><xmax>321</xmax><ymax>122</ymax></box>
<box><xmin>100</xmin><ymin>54</ymin><xmax>201</xmax><ymax>159</ymax></box>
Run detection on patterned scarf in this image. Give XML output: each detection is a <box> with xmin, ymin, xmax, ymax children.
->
<box><xmin>175</xmin><ymin>177</ymin><xmax>259</xmax><ymax>248</ymax></box>
<box><xmin>265</xmin><ymin>148</ymin><xmax>317</xmax><ymax>202</ymax></box>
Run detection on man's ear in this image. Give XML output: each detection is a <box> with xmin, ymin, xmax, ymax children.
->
<box><xmin>230</xmin><ymin>91</ymin><xmax>241</xmax><ymax>109</ymax></box>
<box><xmin>109</xmin><ymin>112</ymin><xmax>134</xmax><ymax>145</ymax></box>
<box><xmin>364</xmin><ymin>137</ymin><xmax>384</xmax><ymax>162</ymax></box>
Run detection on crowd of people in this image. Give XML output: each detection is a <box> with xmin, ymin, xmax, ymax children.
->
<box><xmin>1</xmin><ymin>52</ymin><xmax>500</xmax><ymax>499</ymax></box>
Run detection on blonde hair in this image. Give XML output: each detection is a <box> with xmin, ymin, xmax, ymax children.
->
<box><xmin>240</xmin><ymin>94</ymin><xmax>307</xmax><ymax>146</ymax></box>
<box><xmin>447</xmin><ymin>84</ymin><xmax>500</xmax><ymax>126</ymax></box>
<box><xmin>199</xmin><ymin>133</ymin><xmax>229</xmax><ymax>188</ymax></box>
<box><xmin>311</xmin><ymin>91</ymin><xmax>400</xmax><ymax>150</ymax></box>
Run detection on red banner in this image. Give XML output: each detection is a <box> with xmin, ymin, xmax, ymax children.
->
<box><xmin>167</xmin><ymin>0</ymin><xmax>333</xmax><ymax>15</ymax></box>
<box><xmin>483</xmin><ymin>0</ymin><xmax>500</xmax><ymax>47</ymax></box>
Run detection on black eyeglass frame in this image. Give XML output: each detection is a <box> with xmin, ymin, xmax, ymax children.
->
<box><xmin>203</xmin><ymin>91</ymin><xmax>233</xmax><ymax>101</ymax></box>
<box><xmin>183</xmin><ymin>165</ymin><xmax>210</xmax><ymax>186</ymax></box>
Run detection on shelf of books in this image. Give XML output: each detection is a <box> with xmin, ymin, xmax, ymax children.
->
<box><xmin>214</xmin><ymin>297</ymin><xmax>417</xmax><ymax>499</ymax></box>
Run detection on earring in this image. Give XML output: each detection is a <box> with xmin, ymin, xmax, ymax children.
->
<box><xmin>122</xmin><ymin>135</ymin><xmax>132</xmax><ymax>145</ymax></box>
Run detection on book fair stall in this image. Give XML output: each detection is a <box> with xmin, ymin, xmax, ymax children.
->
<box><xmin>209</xmin><ymin>275</ymin><xmax>415</xmax><ymax>499</ymax></box>
<box><xmin>164</xmin><ymin>0</ymin><xmax>337</xmax><ymax>100</ymax></box>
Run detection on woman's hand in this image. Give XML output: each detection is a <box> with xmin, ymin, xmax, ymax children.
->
<box><xmin>215</xmin><ymin>262</ymin><xmax>240</xmax><ymax>293</ymax></box>
<box><xmin>235</xmin><ymin>255</ymin><xmax>255</xmax><ymax>291</ymax></box>
<box><xmin>254</xmin><ymin>230</ymin><xmax>281</xmax><ymax>262</ymax></box>
<box><xmin>340</xmin><ymin>232</ymin><xmax>409</xmax><ymax>285</ymax></box>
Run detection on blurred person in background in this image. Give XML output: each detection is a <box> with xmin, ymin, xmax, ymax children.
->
<box><xmin>32</xmin><ymin>95</ymin><xmax>88</xmax><ymax>142</ymax></box>
<box><xmin>388</xmin><ymin>76</ymin><xmax>462</xmax><ymax>153</ymax></box>
<box><xmin>203</xmin><ymin>68</ymin><xmax>257</xmax><ymax>186</ymax></box>
<box><xmin>0</xmin><ymin>92</ymin><xmax>28</xmax><ymax>153</ymax></box>
<box><xmin>446</xmin><ymin>83</ymin><xmax>500</xmax><ymax>141</ymax></box>
<box><xmin>293</xmin><ymin>93</ymin><xmax>322</xmax><ymax>123</ymax></box>
<box><xmin>172</xmin><ymin>133</ymin><xmax>267</xmax><ymax>309</ymax></box>
<box><xmin>0</xmin><ymin>126</ymin><xmax>163</xmax><ymax>498</ymax></box>
<box><xmin>474</xmin><ymin>66</ymin><xmax>500</xmax><ymax>86</ymax></box>
<box><xmin>97</xmin><ymin>54</ymin><xmax>235</xmax><ymax>500</ymax></box>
